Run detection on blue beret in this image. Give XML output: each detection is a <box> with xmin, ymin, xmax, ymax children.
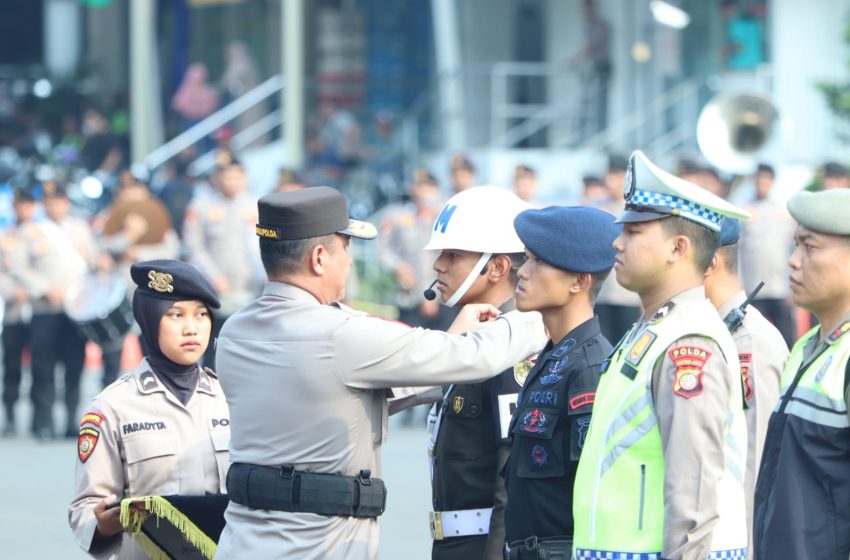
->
<box><xmin>719</xmin><ymin>218</ymin><xmax>740</xmax><ymax>246</ymax></box>
<box><xmin>514</xmin><ymin>206</ymin><xmax>620</xmax><ymax>273</ymax></box>
<box><xmin>130</xmin><ymin>260</ymin><xmax>221</xmax><ymax>309</ymax></box>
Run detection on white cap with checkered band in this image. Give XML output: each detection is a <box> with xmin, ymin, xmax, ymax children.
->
<box><xmin>617</xmin><ymin>150</ymin><xmax>751</xmax><ymax>232</ymax></box>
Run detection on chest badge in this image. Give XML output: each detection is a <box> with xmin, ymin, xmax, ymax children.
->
<box><xmin>514</xmin><ymin>355</ymin><xmax>537</xmax><ymax>387</ymax></box>
<box><xmin>626</xmin><ymin>330</ymin><xmax>657</xmax><ymax>367</ymax></box>
<box><xmin>452</xmin><ymin>395</ymin><xmax>465</xmax><ymax>414</ymax></box>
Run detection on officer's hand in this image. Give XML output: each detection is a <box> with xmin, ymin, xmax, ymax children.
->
<box><xmin>93</xmin><ymin>494</ymin><xmax>123</xmax><ymax>539</ymax></box>
<box><xmin>395</xmin><ymin>263</ymin><xmax>416</xmax><ymax>291</ymax></box>
<box><xmin>447</xmin><ymin>303</ymin><xmax>501</xmax><ymax>334</ymax></box>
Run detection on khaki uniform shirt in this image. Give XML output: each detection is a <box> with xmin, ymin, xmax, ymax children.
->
<box><xmin>69</xmin><ymin>360</ymin><xmax>231</xmax><ymax>560</ymax></box>
<box><xmin>0</xmin><ymin>227</ymin><xmax>29</xmax><ymax>325</ymax></box>
<box><xmin>7</xmin><ymin>219</ymin><xmax>93</xmax><ymax>315</ymax></box>
<box><xmin>182</xmin><ymin>192</ymin><xmax>264</xmax><ymax>315</ymax></box>
<box><xmin>719</xmin><ymin>290</ymin><xmax>787</xmax><ymax>558</ymax></box>
<box><xmin>214</xmin><ymin>282</ymin><xmax>545</xmax><ymax>560</ymax></box>
<box><xmin>739</xmin><ymin>198</ymin><xmax>795</xmax><ymax>299</ymax></box>
<box><xmin>629</xmin><ymin>287</ymin><xmax>741</xmax><ymax>560</ymax></box>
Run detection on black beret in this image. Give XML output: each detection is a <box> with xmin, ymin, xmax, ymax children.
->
<box><xmin>256</xmin><ymin>186</ymin><xmax>376</xmax><ymax>241</ymax></box>
<box><xmin>14</xmin><ymin>187</ymin><xmax>35</xmax><ymax>202</ymax></box>
<box><xmin>514</xmin><ymin>206</ymin><xmax>620</xmax><ymax>273</ymax></box>
<box><xmin>42</xmin><ymin>180</ymin><xmax>67</xmax><ymax>198</ymax></box>
<box><xmin>130</xmin><ymin>260</ymin><xmax>221</xmax><ymax>309</ymax></box>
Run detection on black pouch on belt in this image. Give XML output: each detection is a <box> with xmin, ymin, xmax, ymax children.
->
<box><xmin>226</xmin><ymin>463</ymin><xmax>387</xmax><ymax>518</ymax></box>
<box><xmin>504</xmin><ymin>536</ymin><xmax>572</xmax><ymax>560</ymax></box>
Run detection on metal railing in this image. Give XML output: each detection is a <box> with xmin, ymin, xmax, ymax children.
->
<box><xmin>143</xmin><ymin>74</ymin><xmax>285</xmax><ymax>171</ymax></box>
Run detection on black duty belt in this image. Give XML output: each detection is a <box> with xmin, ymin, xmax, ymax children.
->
<box><xmin>226</xmin><ymin>462</ymin><xmax>387</xmax><ymax>518</ymax></box>
<box><xmin>504</xmin><ymin>536</ymin><xmax>572</xmax><ymax>560</ymax></box>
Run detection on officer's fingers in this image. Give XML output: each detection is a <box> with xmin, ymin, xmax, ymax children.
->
<box><xmin>94</xmin><ymin>494</ymin><xmax>117</xmax><ymax>516</ymax></box>
<box><xmin>474</xmin><ymin>304</ymin><xmax>501</xmax><ymax>322</ymax></box>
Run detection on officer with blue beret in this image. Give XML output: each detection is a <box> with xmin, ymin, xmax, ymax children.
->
<box><xmin>573</xmin><ymin>150</ymin><xmax>752</xmax><ymax>560</ymax></box>
<box><xmin>503</xmin><ymin>205</ymin><xmax>620</xmax><ymax>559</ymax></box>
<box><xmin>70</xmin><ymin>259</ymin><xmax>231</xmax><ymax>559</ymax></box>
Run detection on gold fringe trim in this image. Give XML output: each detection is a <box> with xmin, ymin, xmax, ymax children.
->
<box><xmin>119</xmin><ymin>496</ymin><xmax>218</xmax><ymax>560</ymax></box>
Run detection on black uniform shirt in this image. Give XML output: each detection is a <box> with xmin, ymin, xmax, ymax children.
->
<box><xmin>504</xmin><ymin>317</ymin><xmax>610</xmax><ymax>543</ymax></box>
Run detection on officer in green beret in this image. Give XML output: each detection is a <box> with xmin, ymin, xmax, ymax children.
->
<box><xmin>754</xmin><ymin>189</ymin><xmax>850</xmax><ymax>559</ymax></box>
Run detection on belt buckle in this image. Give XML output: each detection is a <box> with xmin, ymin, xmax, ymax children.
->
<box><xmin>428</xmin><ymin>511</ymin><xmax>444</xmax><ymax>541</ymax></box>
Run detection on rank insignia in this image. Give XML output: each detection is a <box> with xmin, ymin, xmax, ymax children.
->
<box><xmin>78</xmin><ymin>427</ymin><xmax>100</xmax><ymax>463</ymax></box>
<box><xmin>147</xmin><ymin>270</ymin><xmax>174</xmax><ymax>293</ymax></box>
<box><xmin>530</xmin><ymin>444</ymin><xmax>548</xmax><ymax>466</ymax></box>
<box><xmin>828</xmin><ymin>321</ymin><xmax>850</xmax><ymax>343</ymax></box>
<box><xmin>549</xmin><ymin>356</ymin><xmax>569</xmax><ymax>373</ymax></box>
<box><xmin>521</xmin><ymin>409</ymin><xmax>547</xmax><ymax>433</ymax></box>
<box><xmin>452</xmin><ymin>395</ymin><xmax>464</xmax><ymax>414</ymax></box>
<box><xmin>651</xmin><ymin>302</ymin><xmax>675</xmax><ymax>322</ymax></box>
<box><xmin>79</xmin><ymin>411</ymin><xmax>105</xmax><ymax>427</ymax></box>
<box><xmin>739</xmin><ymin>353</ymin><xmax>753</xmax><ymax>401</ymax></box>
<box><xmin>514</xmin><ymin>355</ymin><xmax>536</xmax><ymax>387</ymax></box>
<box><xmin>669</xmin><ymin>345</ymin><xmax>710</xmax><ymax>399</ymax></box>
<box><xmin>626</xmin><ymin>330</ymin><xmax>657</xmax><ymax>367</ymax></box>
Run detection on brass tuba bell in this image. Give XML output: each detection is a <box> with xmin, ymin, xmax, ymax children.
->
<box><xmin>696</xmin><ymin>93</ymin><xmax>779</xmax><ymax>174</ymax></box>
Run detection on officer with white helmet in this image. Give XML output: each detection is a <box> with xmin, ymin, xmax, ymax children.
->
<box><xmin>424</xmin><ymin>186</ymin><xmax>531</xmax><ymax>560</ymax></box>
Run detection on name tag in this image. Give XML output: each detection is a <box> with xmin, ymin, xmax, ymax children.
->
<box><xmin>498</xmin><ymin>393</ymin><xmax>519</xmax><ymax>439</ymax></box>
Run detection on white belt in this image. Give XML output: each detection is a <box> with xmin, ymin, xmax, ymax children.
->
<box><xmin>429</xmin><ymin>508</ymin><xmax>492</xmax><ymax>540</ymax></box>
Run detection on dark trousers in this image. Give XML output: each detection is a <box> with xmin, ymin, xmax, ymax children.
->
<box><xmin>2</xmin><ymin>322</ymin><xmax>30</xmax><ymax>421</ymax></box>
<box><xmin>751</xmin><ymin>298</ymin><xmax>797</xmax><ymax>348</ymax></box>
<box><xmin>100</xmin><ymin>339</ymin><xmax>124</xmax><ymax>389</ymax></box>
<box><xmin>433</xmin><ymin>535</ymin><xmax>487</xmax><ymax>560</ymax></box>
<box><xmin>30</xmin><ymin>313</ymin><xmax>86</xmax><ymax>434</ymax></box>
<box><xmin>595</xmin><ymin>303</ymin><xmax>641</xmax><ymax>345</ymax></box>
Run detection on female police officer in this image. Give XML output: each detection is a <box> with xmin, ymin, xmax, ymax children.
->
<box><xmin>69</xmin><ymin>259</ymin><xmax>230</xmax><ymax>560</ymax></box>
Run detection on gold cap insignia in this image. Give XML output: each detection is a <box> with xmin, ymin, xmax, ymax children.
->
<box><xmin>147</xmin><ymin>270</ymin><xmax>174</xmax><ymax>293</ymax></box>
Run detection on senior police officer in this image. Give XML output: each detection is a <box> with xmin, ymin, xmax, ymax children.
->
<box><xmin>753</xmin><ymin>189</ymin><xmax>850</xmax><ymax>560</ymax></box>
<box><xmin>503</xmin><ymin>205</ymin><xmax>620</xmax><ymax>560</ymax></box>
<box><xmin>424</xmin><ymin>186</ymin><xmax>530</xmax><ymax>559</ymax></box>
<box><xmin>703</xmin><ymin>218</ymin><xmax>787</xmax><ymax>559</ymax></box>
<box><xmin>69</xmin><ymin>260</ymin><xmax>229</xmax><ymax>560</ymax></box>
<box><xmin>214</xmin><ymin>187</ymin><xmax>545</xmax><ymax>560</ymax></box>
<box><xmin>573</xmin><ymin>150</ymin><xmax>752</xmax><ymax>560</ymax></box>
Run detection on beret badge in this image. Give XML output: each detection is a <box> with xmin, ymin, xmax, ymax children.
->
<box><xmin>147</xmin><ymin>270</ymin><xmax>174</xmax><ymax>293</ymax></box>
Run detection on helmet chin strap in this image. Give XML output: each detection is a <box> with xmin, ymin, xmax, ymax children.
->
<box><xmin>443</xmin><ymin>252</ymin><xmax>493</xmax><ymax>308</ymax></box>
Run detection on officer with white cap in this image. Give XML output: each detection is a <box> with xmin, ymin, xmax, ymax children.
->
<box><xmin>423</xmin><ymin>186</ymin><xmax>530</xmax><ymax>560</ymax></box>
<box><xmin>573</xmin><ymin>150</ymin><xmax>752</xmax><ymax>560</ymax></box>
<box><xmin>753</xmin><ymin>189</ymin><xmax>850</xmax><ymax>559</ymax></box>
<box><xmin>703</xmin><ymin>218</ymin><xmax>788</xmax><ymax>559</ymax></box>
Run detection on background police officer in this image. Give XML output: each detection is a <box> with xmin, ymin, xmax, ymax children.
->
<box><xmin>754</xmin><ymin>189</ymin><xmax>850</xmax><ymax>559</ymax></box>
<box><xmin>503</xmin><ymin>205</ymin><xmax>619</xmax><ymax>560</ymax></box>
<box><xmin>424</xmin><ymin>186</ymin><xmax>530</xmax><ymax>560</ymax></box>
<box><xmin>703</xmin><ymin>218</ymin><xmax>787</xmax><ymax>559</ymax></box>
<box><xmin>214</xmin><ymin>187</ymin><xmax>545</xmax><ymax>560</ymax></box>
<box><xmin>573</xmin><ymin>150</ymin><xmax>751</xmax><ymax>560</ymax></box>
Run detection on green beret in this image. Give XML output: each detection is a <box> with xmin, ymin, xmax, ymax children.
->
<box><xmin>787</xmin><ymin>189</ymin><xmax>850</xmax><ymax>235</ymax></box>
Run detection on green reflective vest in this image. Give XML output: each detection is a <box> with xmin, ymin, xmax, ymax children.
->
<box><xmin>573</xmin><ymin>297</ymin><xmax>748</xmax><ymax>559</ymax></box>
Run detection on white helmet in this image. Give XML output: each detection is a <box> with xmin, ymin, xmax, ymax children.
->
<box><xmin>423</xmin><ymin>186</ymin><xmax>530</xmax><ymax>307</ymax></box>
<box><xmin>423</xmin><ymin>186</ymin><xmax>530</xmax><ymax>254</ymax></box>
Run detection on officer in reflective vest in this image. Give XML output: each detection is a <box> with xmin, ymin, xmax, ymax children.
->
<box><xmin>424</xmin><ymin>186</ymin><xmax>531</xmax><ymax>560</ymax></box>
<box><xmin>753</xmin><ymin>189</ymin><xmax>850</xmax><ymax>559</ymax></box>
<box><xmin>573</xmin><ymin>150</ymin><xmax>751</xmax><ymax>560</ymax></box>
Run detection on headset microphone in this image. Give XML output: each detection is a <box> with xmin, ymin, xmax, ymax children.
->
<box><xmin>423</xmin><ymin>280</ymin><xmax>438</xmax><ymax>301</ymax></box>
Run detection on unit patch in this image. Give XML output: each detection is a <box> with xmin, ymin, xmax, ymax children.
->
<box><xmin>569</xmin><ymin>392</ymin><xmax>595</xmax><ymax>411</ymax></box>
<box><xmin>626</xmin><ymin>331</ymin><xmax>657</xmax><ymax>367</ymax></box>
<box><xmin>549</xmin><ymin>357</ymin><xmax>569</xmax><ymax>373</ymax></box>
<box><xmin>551</xmin><ymin>338</ymin><xmax>577</xmax><ymax>358</ymax></box>
<box><xmin>739</xmin><ymin>353</ymin><xmax>753</xmax><ymax>401</ymax></box>
<box><xmin>80</xmin><ymin>411</ymin><xmax>105</xmax><ymax>427</ymax></box>
<box><xmin>669</xmin><ymin>345</ymin><xmax>710</xmax><ymax>399</ymax></box>
<box><xmin>78</xmin><ymin>428</ymin><xmax>100</xmax><ymax>463</ymax></box>
<box><xmin>520</xmin><ymin>409</ymin><xmax>548</xmax><ymax>433</ymax></box>
<box><xmin>576</xmin><ymin>416</ymin><xmax>592</xmax><ymax>449</ymax></box>
<box><xmin>452</xmin><ymin>395</ymin><xmax>465</xmax><ymax>414</ymax></box>
<box><xmin>530</xmin><ymin>444</ymin><xmax>548</xmax><ymax>466</ymax></box>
